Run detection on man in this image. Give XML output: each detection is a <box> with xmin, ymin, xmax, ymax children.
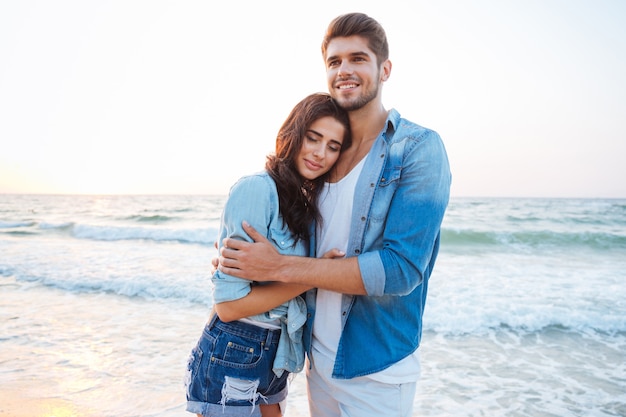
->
<box><xmin>218</xmin><ymin>12</ymin><xmax>451</xmax><ymax>417</ymax></box>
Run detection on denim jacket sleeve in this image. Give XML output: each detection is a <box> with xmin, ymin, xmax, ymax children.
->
<box><xmin>356</xmin><ymin>113</ymin><xmax>451</xmax><ymax>296</ymax></box>
<box><xmin>211</xmin><ymin>173</ymin><xmax>277</xmax><ymax>304</ymax></box>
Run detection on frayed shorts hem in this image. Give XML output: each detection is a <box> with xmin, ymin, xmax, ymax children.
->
<box><xmin>186</xmin><ymin>386</ymin><xmax>287</xmax><ymax>417</ymax></box>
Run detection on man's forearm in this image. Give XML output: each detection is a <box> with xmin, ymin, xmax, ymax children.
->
<box><xmin>219</xmin><ymin>223</ymin><xmax>367</xmax><ymax>295</ymax></box>
<box><xmin>276</xmin><ymin>255</ymin><xmax>367</xmax><ymax>295</ymax></box>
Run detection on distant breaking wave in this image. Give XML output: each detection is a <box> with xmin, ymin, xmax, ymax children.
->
<box><xmin>3</xmin><ymin>220</ymin><xmax>624</xmax><ymax>250</ymax></box>
<box><xmin>121</xmin><ymin>214</ymin><xmax>177</xmax><ymax>223</ymax></box>
<box><xmin>0</xmin><ymin>221</ymin><xmax>218</xmax><ymax>245</ymax></box>
<box><xmin>71</xmin><ymin>224</ymin><xmax>217</xmax><ymax>245</ymax></box>
<box><xmin>0</xmin><ymin>220</ymin><xmax>36</xmax><ymax>228</ymax></box>
<box><xmin>441</xmin><ymin>229</ymin><xmax>626</xmax><ymax>250</ymax></box>
<box><xmin>0</xmin><ymin>265</ymin><xmax>211</xmax><ymax>305</ymax></box>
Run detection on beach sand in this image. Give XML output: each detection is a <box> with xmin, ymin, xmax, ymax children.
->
<box><xmin>0</xmin><ymin>390</ymin><xmax>96</xmax><ymax>417</ymax></box>
<box><xmin>0</xmin><ymin>382</ymin><xmax>308</xmax><ymax>417</ymax></box>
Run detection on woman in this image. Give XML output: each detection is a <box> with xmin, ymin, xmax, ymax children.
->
<box><xmin>185</xmin><ymin>93</ymin><xmax>351</xmax><ymax>417</ymax></box>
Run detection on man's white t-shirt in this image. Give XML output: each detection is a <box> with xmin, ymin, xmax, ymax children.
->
<box><xmin>313</xmin><ymin>157</ymin><xmax>421</xmax><ymax>383</ymax></box>
<box><xmin>313</xmin><ymin>158</ymin><xmax>363</xmax><ymax>359</ymax></box>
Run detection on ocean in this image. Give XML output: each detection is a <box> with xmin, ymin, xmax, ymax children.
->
<box><xmin>1</xmin><ymin>194</ymin><xmax>625</xmax><ymax>417</ymax></box>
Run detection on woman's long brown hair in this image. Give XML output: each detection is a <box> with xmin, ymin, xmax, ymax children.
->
<box><xmin>265</xmin><ymin>93</ymin><xmax>351</xmax><ymax>244</ymax></box>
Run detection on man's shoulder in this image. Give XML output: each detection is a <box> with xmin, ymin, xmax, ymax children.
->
<box><xmin>388</xmin><ymin>109</ymin><xmax>441</xmax><ymax>144</ymax></box>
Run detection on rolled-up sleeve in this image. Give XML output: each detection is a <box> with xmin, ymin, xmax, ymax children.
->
<box><xmin>359</xmin><ymin>129</ymin><xmax>451</xmax><ymax>297</ymax></box>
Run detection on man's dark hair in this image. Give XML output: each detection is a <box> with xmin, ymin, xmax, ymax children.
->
<box><xmin>321</xmin><ymin>12</ymin><xmax>389</xmax><ymax>66</ymax></box>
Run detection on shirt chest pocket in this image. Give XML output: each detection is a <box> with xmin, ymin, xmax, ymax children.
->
<box><xmin>379</xmin><ymin>166</ymin><xmax>401</xmax><ymax>187</ymax></box>
<box><xmin>378</xmin><ymin>140</ymin><xmax>404</xmax><ymax>188</ymax></box>
<box><xmin>268</xmin><ymin>226</ymin><xmax>296</xmax><ymax>253</ymax></box>
<box><xmin>370</xmin><ymin>166</ymin><xmax>401</xmax><ymax>223</ymax></box>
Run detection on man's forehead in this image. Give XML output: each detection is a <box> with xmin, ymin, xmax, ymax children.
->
<box><xmin>325</xmin><ymin>36</ymin><xmax>373</xmax><ymax>58</ymax></box>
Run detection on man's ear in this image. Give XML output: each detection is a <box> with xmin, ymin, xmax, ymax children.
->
<box><xmin>381</xmin><ymin>59</ymin><xmax>392</xmax><ymax>82</ymax></box>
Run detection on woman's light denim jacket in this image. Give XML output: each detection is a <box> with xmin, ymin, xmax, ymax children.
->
<box><xmin>212</xmin><ymin>172</ymin><xmax>307</xmax><ymax>378</ymax></box>
<box><xmin>304</xmin><ymin>109</ymin><xmax>452</xmax><ymax>379</ymax></box>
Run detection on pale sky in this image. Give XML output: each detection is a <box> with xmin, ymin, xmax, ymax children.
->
<box><xmin>1</xmin><ymin>0</ymin><xmax>624</xmax><ymax>198</ymax></box>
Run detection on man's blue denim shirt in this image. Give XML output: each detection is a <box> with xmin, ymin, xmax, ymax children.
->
<box><xmin>212</xmin><ymin>172</ymin><xmax>307</xmax><ymax>377</ymax></box>
<box><xmin>304</xmin><ymin>109</ymin><xmax>452</xmax><ymax>379</ymax></box>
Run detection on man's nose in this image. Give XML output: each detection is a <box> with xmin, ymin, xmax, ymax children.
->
<box><xmin>337</xmin><ymin>62</ymin><xmax>353</xmax><ymax>76</ymax></box>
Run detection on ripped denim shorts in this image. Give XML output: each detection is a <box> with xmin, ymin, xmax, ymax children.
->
<box><xmin>185</xmin><ymin>314</ymin><xmax>289</xmax><ymax>417</ymax></box>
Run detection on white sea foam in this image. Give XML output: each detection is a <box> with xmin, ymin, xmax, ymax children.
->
<box><xmin>71</xmin><ymin>223</ymin><xmax>218</xmax><ymax>245</ymax></box>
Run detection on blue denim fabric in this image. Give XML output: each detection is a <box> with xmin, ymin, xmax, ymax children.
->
<box><xmin>186</xmin><ymin>316</ymin><xmax>290</xmax><ymax>417</ymax></box>
<box><xmin>304</xmin><ymin>109</ymin><xmax>451</xmax><ymax>379</ymax></box>
<box><xmin>211</xmin><ymin>171</ymin><xmax>308</xmax><ymax>376</ymax></box>
<box><xmin>247</xmin><ymin>295</ymin><xmax>307</xmax><ymax>377</ymax></box>
<box><xmin>212</xmin><ymin>172</ymin><xmax>309</xmax><ymax>304</ymax></box>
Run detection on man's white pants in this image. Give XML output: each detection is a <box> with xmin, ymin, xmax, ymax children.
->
<box><xmin>305</xmin><ymin>351</ymin><xmax>417</xmax><ymax>417</ymax></box>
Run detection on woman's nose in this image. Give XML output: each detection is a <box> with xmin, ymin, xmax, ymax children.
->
<box><xmin>312</xmin><ymin>146</ymin><xmax>323</xmax><ymax>159</ymax></box>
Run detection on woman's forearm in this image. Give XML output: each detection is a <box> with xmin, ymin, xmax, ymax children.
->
<box><xmin>214</xmin><ymin>282</ymin><xmax>311</xmax><ymax>322</ymax></box>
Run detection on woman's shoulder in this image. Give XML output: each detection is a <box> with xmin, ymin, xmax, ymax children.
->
<box><xmin>223</xmin><ymin>171</ymin><xmax>279</xmax><ymax>214</ymax></box>
<box><xmin>229</xmin><ymin>171</ymin><xmax>277</xmax><ymax>196</ymax></box>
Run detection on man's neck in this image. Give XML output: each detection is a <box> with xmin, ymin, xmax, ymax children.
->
<box><xmin>348</xmin><ymin>103</ymin><xmax>388</xmax><ymax>146</ymax></box>
<box><xmin>330</xmin><ymin>104</ymin><xmax>388</xmax><ymax>182</ymax></box>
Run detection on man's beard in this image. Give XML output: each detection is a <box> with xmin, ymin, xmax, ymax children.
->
<box><xmin>334</xmin><ymin>75</ymin><xmax>380</xmax><ymax>111</ymax></box>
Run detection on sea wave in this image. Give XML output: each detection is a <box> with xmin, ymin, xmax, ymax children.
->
<box><xmin>0</xmin><ymin>230</ymin><xmax>38</xmax><ymax>236</ymax></box>
<box><xmin>71</xmin><ymin>224</ymin><xmax>217</xmax><ymax>245</ymax></box>
<box><xmin>423</xmin><ymin>300</ymin><xmax>626</xmax><ymax>335</ymax></box>
<box><xmin>0</xmin><ymin>267</ymin><xmax>212</xmax><ymax>306</ymax></box>
<box><xmin>39</xmin><ymin>221</ymin><xmax>74</xmax><ymax>230</ymax></box>
<box><xmin>0</xmin><ymin>220</ymin><xmax>36</xmax><ymax>229</ymax></box>
<box><xmin>441</xmin><ymin>228</ymin><xmax>626</xmax><ymax>250</ymax></box>
<box><xmin>121</xmin><ymin>214</ymin><xmax>177</xmax><ymax>223</ymax></box>
<box><xmin>0</xmin><ymin>220</ymin><xmax>218</xmax><ymax>245</ymax></box>
<box><xmin>6</xmin><ymin>218</ymin><xmax>623</xmax><ymax>250</ymax></box>
<box><xmin>2</xmin><ymin>265</ymin><xmax>624</xmax><ymax>336</ymax></box>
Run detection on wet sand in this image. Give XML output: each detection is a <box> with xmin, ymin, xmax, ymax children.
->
<box><xmin>0</xmin><ymin>390</ymin><xmax>95</xmax><ymax>417</ymax></box>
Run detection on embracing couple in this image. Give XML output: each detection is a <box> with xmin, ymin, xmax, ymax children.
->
<box><xmin>185</xmin><ymin>12</ymin><xmax>451</xmax><ymax>417</ymax></box>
